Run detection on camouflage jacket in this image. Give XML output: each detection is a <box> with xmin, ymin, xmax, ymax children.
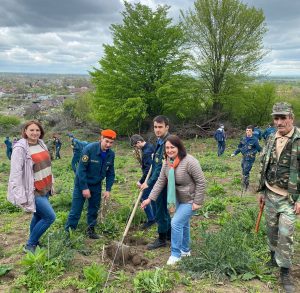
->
<box><xmin>258</xmin><ymin>127</ymin><xmax>300</xmax><ymax>203</ymax></box>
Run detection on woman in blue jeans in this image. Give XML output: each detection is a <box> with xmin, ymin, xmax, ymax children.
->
<box><xmin>8</xmin><ymin>120</ymin><xmax>56</xmax><ymax>253</ymax></box>
<box><xmin>141</xmin><ymin>135</ymin><xmax>206</xmax><ymax>265</ymax></box>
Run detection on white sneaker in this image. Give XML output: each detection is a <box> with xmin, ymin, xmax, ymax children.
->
<box><xmin>181</xmin><ymin>250</ymin><xmax>191</xmax><ymax>257</ymax></box>
<box><xmin>166</xmin><ymin>255</ymin><xmax>181</xmax><ymax>265</ymax></box>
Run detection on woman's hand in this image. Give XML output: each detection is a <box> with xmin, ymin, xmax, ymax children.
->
<box><xmin>141</xmin><ymin>198</ymin><xmax>151</xmax><ymax>209</ymax></box>
<box><xmin>192</xmin><ymin>203</ymin><xmax>201</xmax><ymax>211</ymax></box>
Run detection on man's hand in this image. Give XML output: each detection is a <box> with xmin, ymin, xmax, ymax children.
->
<box><xmin>192</xmin><ymin>203</ymin><xmax>201</xmax><ymax>211</ymax></box>
<box><xmin>82</xmin><ymin>189</ymin><xmax>91</xmax><ymax>199</ymax></box>
<box><xmin>140</xmin><ymin>182</ymin><xmax>148</xmax><ymax>191</ymax></box>
<box><xmin>258</xmin><ymin>193</ymin><xmax>265</xmax><ymax>208</ymax></box>
<box><xmin>137</xmin><ymin>181</ymin><xmax>142</xmax><ymax>188</ymax></box>
<box><xmin>294</xmin><ymin>202</ymin><xmax>300</xmax><ymax>215</ymax></box>
<box><xmin>103</xmin><ymin>191</ymin><xmax>110</xmax><ymax>200</ymax></box>
<box><xmin>141</xmin><ymin>198</ymin><xmax>151</xmax><ymax>209</ymax></box>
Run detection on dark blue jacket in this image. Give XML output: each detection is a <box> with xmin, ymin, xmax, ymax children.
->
<box><xmin>214</xmin><ymin>128</ymin><xmax>226</xmax><ymax>142</ymax></box>
<box><xmin>55</xmin><ymin>139</ymin><xmax>62</xmax><ymax>148</ymax></box>
<box><xmin>147</xmin><ymin>133</ymin><xmax>170</xmax><ymax>187</ymax></box>
<box><xmin>4</xmin><ymin>138</ymin><xmax>12</xmax><ymax>149</ymax></box>
<box><xmin>72</xmin><ymin>138</ymin><xmax>89</xmax><ymax>156</ymax></box>
<box><xmin>75</xmin><ymin>142</ymin><xmax>115</xmax><ymax>192</ymax></box>
<box><xmin>139</xmin><ymin>142</ymin><xmax>155</xmax><ymax>184</ymax></box>
<box><xmin>234</xmin><ymin>136</ymin><xmax>262</xmax><ymax>159</ymax></box>
<box><xmin>253</xmin><ymin>127</ymin><xmax>262</xmax><ymax>141</ymax></box>
<box><xmin>262</xmin><ymin>127</ymin><xmax>276</xmax><ymax>140</ymax></box>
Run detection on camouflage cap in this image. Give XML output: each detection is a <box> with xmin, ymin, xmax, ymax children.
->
<box><xmin>271</xmin><ymin>102</ymin><xmax>293</xmax><ymax>116</ymax></box>
<box><xmin>130</xmin><ymin>134</ymin><xmax>144</xmax><ymax>146</ymax></box>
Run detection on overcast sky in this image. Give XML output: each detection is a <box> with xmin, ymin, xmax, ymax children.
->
<box><xmin>0</xmin><ymin>0</ymin><xmax>299</xmax><ymax>76</ymax></box>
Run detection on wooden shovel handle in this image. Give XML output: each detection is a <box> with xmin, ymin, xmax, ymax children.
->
<box><xmin>255</xmin><ymin>202</ymin><xmax>265</xmax><ymax>233</ymax></box>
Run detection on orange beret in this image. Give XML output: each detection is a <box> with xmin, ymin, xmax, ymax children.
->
<box><xmin>101</xmin><ymin>129</ymin><xmax>117</xmax><ymax>140</ymax></box>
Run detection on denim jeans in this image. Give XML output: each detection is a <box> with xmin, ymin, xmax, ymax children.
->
<box><xmin>217</xmin><ymin>141</ymin><xmax>225</xmax><ymax>156</ymax></box>
<box><xmin>171</xmin><ymin>202</ymin><xmax>195</xmax><ymax>258</ymax></box>
<box><xmin>27</xmin><ymin>193</ymin><xmax>56</xmax><ymax>246</ymax></box>
<box><xmin>65</xmin><ymin>184</ymin><xmax>101</xmax><ymax>231</ymax></box>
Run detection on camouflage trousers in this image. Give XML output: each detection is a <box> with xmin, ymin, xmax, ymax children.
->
<box><xmin>265</xmin><ymin>188</ymin><xmax>296</xmax><ymax>268</ymax></box>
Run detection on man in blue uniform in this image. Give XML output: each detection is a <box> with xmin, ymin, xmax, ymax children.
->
<box><xmin>262</xmin><ymin>125</ymin><xmax>276</xmax><ymax>141</ymax></box>
<box><xmin>231</xmin><ymin>125</ymin><xmax>262</xmax><ymax>191</ymax></box>
<box><xmin>65</xmin><ymin>129</ymin><xmax>116</xmax><ymax>239</ymax></box>
<box><xmin>54</xmin><ymin>137</ymin><xmax>62</xmax><ymax>159</ymax></box>
<box><xmin>67</xmin><ymin>134</ymin><xmax>89</xmax><ymax>173</ymax></box>
<box><xmin>130</xmin><ymin>134</ymin><xmax>156</xmax><ymax>229</ymax></box>
<box><xmin>141</xmin><ymin>115</ymin><xmax>171</xmax><ymax>249</ymax></box>
<box><xmin>214</xmin><ymin>124</ymin><xmax>226</xmax><ymax>156</ymax></box>
<box><xmin>253</xmin><ymin>126</ymin><xmax>263</xmax><ymax>141</ymax></box>
<box><xmin>4</xmin><ymin>137</ymin><xmax>12</xmax><ymax>160</ymax></box>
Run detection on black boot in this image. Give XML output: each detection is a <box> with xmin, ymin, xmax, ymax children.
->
<box><xmin>280</xmin><ymin>267</ymin><xmax>295</xmax><ymax>293</ymax></box>
<box><xmin>147</xmin><ymin>233</ymin><xmax>167</xmax><ymax>250</ymax></box>
<box><xmin>87</xmin><ymin>227</ymin><xmax>100</xmax><ymax>239</ymax></box>
<box><xmin>266</xmin><ymin>251</ymin><xmax>277</xmax><ymax>268</ymax></box>
<box><xmin>166</xmin><ymin>229</ymin><xmax>171</xmax><ymax>241</ymax></box>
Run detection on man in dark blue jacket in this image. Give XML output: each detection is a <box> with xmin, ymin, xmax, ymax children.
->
<box><xmin>214</xmin><ymin>124</ymin><xmax>226</xmax><ymax>156</ymax></box>
<box><xmin>231</xmin><ymin>125</ymin><xmax>262</xmax><ymax>191</ymax></box>
<box><xmin>141</xmin><ymin>115</ymin><xmax>171</xmax><ymax>249</ymax></box>
<box><xmin>67</xmin><ymin>134</ymin><xmax>89</xmax><ymax>173</ymax></box>
<box><xmin>65</xmin><ymin>129</ymin><xmax>116</xmax><ymax>239</ymax></box>
<box><xmin>262</xmin><ymin>125</ymin><xmax>276</xmax><ymax>141</ymax></box>
<box><xmin>4</xmin><ymin>137</ymin><xmax>12</xmax><ymax>160</ymax></box>
<box><xmin>130</xmin><ymin>134</ymin><xmax>156</xmax><ymax>229</ymax></box>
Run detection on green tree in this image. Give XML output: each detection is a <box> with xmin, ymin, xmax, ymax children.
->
<box><xmin>182</xmin><ymin>0</ymin><xmax>267</xmax><ymax>113</ymax></box>
<box><xmin>223</xmin><ymin>83</ymin><xmax>277</xmax><ymax>126</ymax></box>
<box><xmin>90</xmin><ymin>1</ymin><xmax>189</xmax><ymax>133</ymax></box>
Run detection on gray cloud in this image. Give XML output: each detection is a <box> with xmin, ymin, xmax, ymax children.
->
<box><xmin>0</xmin><ymin>0</ymin><xmax>299</xmax><ymax>75</ymax></box>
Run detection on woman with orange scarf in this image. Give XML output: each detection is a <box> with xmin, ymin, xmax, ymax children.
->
<box><xmin>141</xmin><ymin>135</ymin><xmax>206</xmax><ymax>265</ymax></box>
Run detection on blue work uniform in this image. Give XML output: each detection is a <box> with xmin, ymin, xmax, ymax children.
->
<box><xmin>214</xmin><ymin>128</ymin><xmax>226</xmax><ymax>156</ymax></box>
<box><xmin>4</xmin><ymin>138</ymin><xmax>12</xmax><ymax>160</ymax></box>
<box><xmin>234</xmin><ymin>136</ymin><xmax>262</xmax><ymax>189</ymax></box>
<box><xmin>65</xmin><ymin>142</ymin><xmax>115</xmax><ymax>230</ymax></box>
<box><xmin>139</xmin><ymin>142</ymin><xmax>156</xmax><ymax>222</ymax></box>
<box><xmin>253</xmin><ymin>127</ymin><xmax>262</xmax><ymax>141</ymax></box>
<box><xmin>55</xmin><ymin>138</ymin><xmax>62</xmax><ymax>159</ymax></box>
<box><xmin>71</xmin><ymin>138</ymin><xmax>89</xmax><ymax>173</ymax></box>
<box><xmin>262</xmin><ymin>127</ymin><xmax>276</xmax><ymax>141</ymax></box>
<box><xmin>147</xmin><ymin>134</ymin><xmax>171</xmax><ymax>236</ymax></box>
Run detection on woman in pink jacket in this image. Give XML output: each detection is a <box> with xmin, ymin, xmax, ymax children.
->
<box><xmin>8</xmin><ymin>120</ymin><xmax>56</xmax><ymax>253</ymax></box>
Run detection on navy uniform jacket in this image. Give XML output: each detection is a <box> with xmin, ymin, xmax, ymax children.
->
<box><xmin>72</xmin><ymin>138</ymin><xmax>89</xmax><ymax>156</ymax></box>
<box><xmin>75</xmin><ymin>142</ymin><xmax>115</xmax><ymax>193</ymax></box>
<box><xmin>147</xmin><ymin>133</ymin><xmax>170</xmax><ymax>187</ymax></box>
<box><xmin>139</xmin><ymin>142</ymin><xmax>155</xmax><ymax>184</ymax></box>
<box><xmin>262</xmin><ymin>127</ymin><xmax>276</xmax><ymax>140</ymax></box>
<box><xmin>214</xmin><ymin>128</ymin><xmax>226</xmax><ymax>142</ymax></box>
<box><xmin>4</xmin><ymin>138</ymin><xmax>12</xmax><ymax>149</ymax></box>
<box><xmin>233</xmin><ymin>136</ymin><xmax>262</xmax><ymax>159</ymax></box>
<box><xmin>253</xmin><ymin>127</ymin><xmax>262</xmax><ymax>141</ymax></box>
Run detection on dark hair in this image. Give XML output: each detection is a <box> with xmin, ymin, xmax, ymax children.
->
<box><xmin>246</xmin><ymin>125</ymin><xmax>254</xmax><ymax>130</ymax></box>
<box><xmin>130</xmin><ymin>134</ymin><xmax>144</xmax><ymax>146</ymax></box>
<box><xmin>22</xmin><ymin>120</ymin><xmax>45</xmax><ymax>139</ymax></box>
<box><xmin>164</xmin><ymin>135</ymin><xmax>187</xmax><ymax>160</ymax></box>
<box><xmin>153</xmin><ymin>115</ymin><xmax>169</xmax><ymax>126</ymax></box>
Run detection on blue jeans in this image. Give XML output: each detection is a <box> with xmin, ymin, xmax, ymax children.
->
<box><xmin>141</xmin><ymin>187</ymin><xmax>156</xmax><ymax>222</ymax></box>
<box><xmin>241</xmin><ymin>157</ymin><xmax>255</xmax><ymax>188</ymax></box>
<box><xmin>65</xmin><ymin>184</ymin><xmax>101</xmax><ymax>230</ymax></box>
<box><xmin>27</xmin><ymin>194</ymin><xmax>56</xmax><ymax>246</ymax></box>
<box><xmin>171</xmin><ymin>202</ymin><xmax>195</xmax><ymax>258</ymax></box>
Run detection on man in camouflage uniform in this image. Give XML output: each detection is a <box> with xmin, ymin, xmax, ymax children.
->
<box><xmin>231</xmin><ymin>125</ymin><xmax>262</xmax><ymax>191</ymax></box>
<box><xmin>258</xmin><ymin>102</ymin><xmax>300</xmax><ymax>293</ymax></box>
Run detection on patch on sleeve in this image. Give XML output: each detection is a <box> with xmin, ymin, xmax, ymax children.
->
<box><xmin>82</xmin><ymin>155</ymin><xmax>89</xmax><ymax>162</ymax></box>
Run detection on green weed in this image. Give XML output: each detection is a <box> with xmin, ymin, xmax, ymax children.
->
<box><xmin>133</xmin><ymin>268</ymin><xmax>179</xmax><ymax>293</ymax></box>
<box><xmin>83</xmin><ymin>263</ymin><xmax>107</xmax><ymax>292</ymax></box>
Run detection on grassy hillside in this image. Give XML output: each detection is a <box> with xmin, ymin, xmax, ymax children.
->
<box><xmin>0</xmin><ymin>137</ymin><xmax>299</xmax><ymax>292</ymax></box>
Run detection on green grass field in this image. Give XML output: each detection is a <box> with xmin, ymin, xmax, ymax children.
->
<box><xmin>0</xmin><ymin>137</ymin><xmax>299</xmax><ymax>292</ymax></box>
